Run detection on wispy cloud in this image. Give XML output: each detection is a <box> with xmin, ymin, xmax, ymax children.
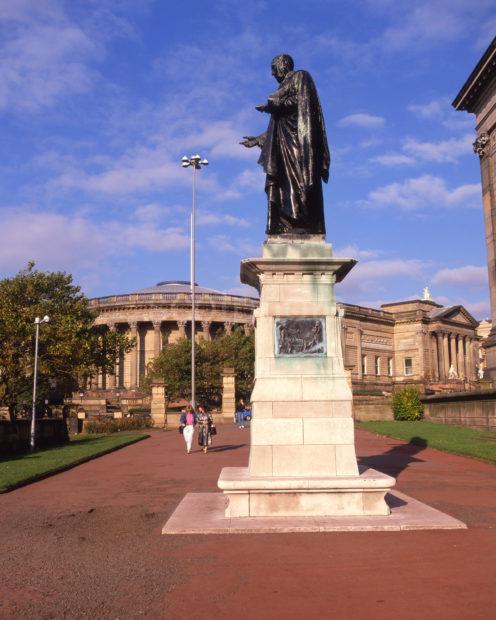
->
<box><xmin>370</xmin><ymin>153</ymin><xmax>416</xmax><ymax>166</ymax></box>
<box><xmin>371</xmin><ymin>134</ymin><xmax>474</xmax><ymax>167</ymax></box>
<box><xmin>337</xmin><ymin>113</ymin><xmax>385</xmax><ymax>129</ymax></box>
<box><xmin>363</xmin><ymin>175</ymin><xmax>480</xmax><ymax>210</ymax></box>
<box><xmin>338</xmin><ymin>257</ymin><xmax>426</xmax><ymax>298</ymax></box>
<box><xmin>431</xmin><ymin>265</ymin><xmax>488</xmax><ymax>288</ymax></box>
<box><xmin>402</xmin><ymin>134</ymin><xmax>473</xmax><ymax>163</ymax></box>
<box><xmin>207</xmin><ymin>234</ymin><xmax>258</xmax><ymax>256</ymax></box>
<box><xmin>0</xmin><ymin>207</ymin><xmax>189</xmax><ymax>274</ymax></box>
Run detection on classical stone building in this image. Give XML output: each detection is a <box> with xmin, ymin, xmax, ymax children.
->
<box><xmin>344</xmin><ymin>299</ymin><xmax>480</xmax><ymax>391</ymax></box>
<box><xmin>89</xmin><ymin>280</ymin><xmax>257</xmax><ymax>390</ymax></box>
<box><xmin>88</xmin><ymin>279</ymin><xmax>481</xmax><ymax>395</ymax></box>
<box><xmin>453</xmin><ymin>36</ymin><xmax>496</xmax><ymax>378</ymax></box>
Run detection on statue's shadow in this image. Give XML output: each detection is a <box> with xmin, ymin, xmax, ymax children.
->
<box><xmin>358</xmin><ymin>437</ymin><xmax>427</xmax><ymax>478</ymax></box>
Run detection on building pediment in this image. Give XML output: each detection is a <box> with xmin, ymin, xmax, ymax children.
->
<box><xmin>430</xmin><ymin>305</ymin><xmax>478</xmax><ymax>327</ymax></box>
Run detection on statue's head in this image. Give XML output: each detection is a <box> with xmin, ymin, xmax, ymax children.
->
<box><xmin>271</xmin><ymin>54</ymin><xmax>294</xmax><ymax>83</ymax></box>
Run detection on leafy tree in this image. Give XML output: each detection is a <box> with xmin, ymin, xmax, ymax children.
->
<box><xmin>0</xmin><ymin>264</ymin><xmax>133</xmax><ymax>421</ymax></box>
<box><xmin>147</xmin><ymin>327</ymin><xmax>254</xmax><ymax>408</ymax></box>
<box><xmin>392</xmin><ymin>387</ymin><xmax>424</xmax><ymax>421</ymax></box>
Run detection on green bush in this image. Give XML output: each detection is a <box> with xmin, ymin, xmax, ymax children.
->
<box><xmin>392</xmin><ymin>387</ymin><xmax>424</xmax><ymax>421</ymax></box>
<box><xmin>85</xmin><ymin>417</ymin><xmax>153</xmax><ymax>434</ymax></box>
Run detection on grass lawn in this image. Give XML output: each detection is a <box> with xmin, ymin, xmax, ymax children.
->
<box><xmin>358</xmin><ymin>420</ymin><xmax>496</xmax><ymax>464</ymax></box>
<box><xmin>0</xmin><ymin>433</ymin><xmax>149</xmax><ymax>492</ymax></box>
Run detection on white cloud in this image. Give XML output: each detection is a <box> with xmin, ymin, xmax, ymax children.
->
<box><xmin>402</xmin><ymin>134</ymin><xmax>473</xmax><ymax>163</ymax></box>
<box><xmin>381</xmin><ymin>2</ymin><xmax>469</xmax><ymax>50</ymax></box>
<box><xmin>338</xmin><ymin>258</ymin><xmax>426</xmax><ymax>300</ymax></box>
<box><xmin>431</xmin><ymin>265</ymin><xmax>488</xmax><ymax>288</ymax></box>
<box><xmin>463</xmin><ymin>299</ymin><xmax>490</xmax><ymax>319</ymax></box>
<box><xmin>0</xmin><ymin>208</ymin><xmax>189</xmax><ymax>274</ymax></box>
<box><xmin>365</xmin><ymin>175</ymin><xmax>480</xmax><ymax>210</ymax></box>
<box><xmin>333</xmin><ymin>244</ymin><xmax>384</xmax><ymax>259</ymax></box>
<box><xmin>134</xmin><ymin>203</ymin><xmax>174</xmax><ymax>222</ymax></box>
<box><xmin>337</xmin><ymin>113</ymin><xmax>385</xmax><ymax>129</ymax></box>
<box><xmin>408</xmin><ymin>97</ymin><xmax>474</xmax><ymax>130</ymax></box>
<box><xmin>0</xmin><ymin>1</ymin><xmax>102</xmax><ymax>112</ymax></box>
<box><xmin>197</xmin><ymin>210</ymin><xmax>250</xmax><ymax>227</ymax></box>
<box><xmin>371</xmin><ymin>153</ymin><xmax>416</xmax><ymax>166</ymax></box>
<box><xmin>372</xmin><ymin>134</ymin><xmax>474</xmax><ymax>167</ymax></box>
<box><xmin>207</xmin><ymin>234</ymin><xmax>258</xmax><ymax>256</ymax></box>
<box><xmin>408</xmin><ymin>100</ymin><xmax>446</xmax><ymax>120</ymax></box>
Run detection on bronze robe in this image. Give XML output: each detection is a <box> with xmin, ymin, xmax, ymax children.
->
<box><xmin>258</xmin><ymin>70</ymin><xmax>330</xmax><ymax>235</ymax></box>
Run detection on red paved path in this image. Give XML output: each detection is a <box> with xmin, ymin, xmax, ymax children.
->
<box><xmin>1</xmin><ymin>426</ymin><xmax>495</xmax><ymax>619</ymax></box>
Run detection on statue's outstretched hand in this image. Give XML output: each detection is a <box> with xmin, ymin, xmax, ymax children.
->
<box><xmin>240</xmin><ymin>136</ymin><xmax>259</xmax><ymax>148</ymax></box>
<box><xmin>255</xmin><ymin>103</ymin><xmax>270</xmax><ymax>113</ymax></box>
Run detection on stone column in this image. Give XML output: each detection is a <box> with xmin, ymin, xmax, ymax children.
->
<box><xmin>448</xmin><ymin>334</ymin><xmax>457</xmax><ymax>376</ymax></box>
<box><xmin>243</xmin><ymin>323</ymin><xmax>252</xmax><ymax>336</ymax></box>
<box><xmin>464</xmin><ymin>336</ymin><xmax>472</xmax><ymax>380</ymax></box>
<box><xmin>225</xmin><ymin>322</ymin><xmax>234</xmax><ymax>335</ymax></box>
<box><xmin>356</xmin><ymin>328</ymin><xmax>363</xmax><ymax>380</ymax></box>
<box><xmin>202</xmin><ymin>320</ymin><xmax>212</xmax><ymax>341</ymax></box>
<box><xmin>476</xmin><ymin>135</ymin><xmax>496</xmax><ymax>378</ymax></box>
<box><xmin>431</xmin><ymin>332</ymin><xmax>439</xmax><ymax>381</ymax></box>
<box><xmin>177</xmin><ymin>320</ymin><xmax>187</xmax><ymax>339</ymax></box>
<box><xmin>106</xmin><ymin>323</ymin><xmax>116</xmax><ymax>390</ymax></box>
<box><xmin>222</xmin><ymin>368</ymin><xmax>236</xmax><ymax>421</ymax></box>
<box><xmin>442</xmin><ymin>332</ymin><xmax>450</xmax><ymax>379</ymax></box>
<box><xmin>456</xmin><ymin>334</ymin><xmax>464</xmax><ymax>379</ymax></box>
<box><xmin>152</xmin><ymin>321</ymin><xmax>162</xmax><ymax>358</ymax></box>
<box><xmin>129</xmin><ymin>321</ymin><xmax>138</xmax><ymax>389</ymax></box>
<box><xmin>435</xmin><ymin>332</ymin><xmax>444</xmax><ymax>380</ymax></box>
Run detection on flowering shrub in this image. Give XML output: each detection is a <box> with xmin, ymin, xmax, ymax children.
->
<box><xmin>85</xmin><ymin>417</ymin><xmax>153</xmax><ymax>434</ymax></box>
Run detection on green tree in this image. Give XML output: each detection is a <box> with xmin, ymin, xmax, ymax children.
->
<box><xmin>147</xmin><ymin>327</ymin><xmax>254</xmax><ymax>408</ymax></box>
<box><xmin>0</xmin><ymin>264</ymin><xmax>133</xmax><ymax>421</ymax></box>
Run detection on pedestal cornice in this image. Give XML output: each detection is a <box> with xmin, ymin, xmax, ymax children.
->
<box><xmin>241</xmin><ymin>256</ymin><xmax>357</xmax><ymax>293</ymax></box>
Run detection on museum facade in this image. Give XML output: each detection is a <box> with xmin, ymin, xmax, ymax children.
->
<box><xmin>88</xmin><ymin>280</ymin><xmax>482</xmax><ymax>394</ymax></box>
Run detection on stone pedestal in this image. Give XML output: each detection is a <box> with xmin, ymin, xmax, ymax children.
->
<box><xmin>217</xmin><ymin>237</ymin><xmax>395</xmax><ymax>517</ymax></box>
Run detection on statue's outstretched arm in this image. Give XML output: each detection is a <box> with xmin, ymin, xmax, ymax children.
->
<box><xmin>240</xmin><ymin>133</ymin><xmax>267</xmax><ymax>148</ymax></box>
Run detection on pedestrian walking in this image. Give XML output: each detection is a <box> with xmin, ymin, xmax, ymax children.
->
<box><xmin>197</xmin><ymin>405</ymin><xmax>215</xmax><ymax>453</ymax></box>
<box><xmin>179</xmin><ymin>405</ymin><xmax>197</xmax><ymax>454</ymax></box>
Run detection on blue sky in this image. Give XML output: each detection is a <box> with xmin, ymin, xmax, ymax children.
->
<box><xmin>1</xmin><ymin>0</ymin><xmax>495</xmax><ymax>318</ymax></box>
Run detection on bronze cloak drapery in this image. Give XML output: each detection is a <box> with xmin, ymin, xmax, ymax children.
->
<box><xmin>258</xmin><ymin>70</ymin><xmax>330</xmax><ymax>235</ymax></box>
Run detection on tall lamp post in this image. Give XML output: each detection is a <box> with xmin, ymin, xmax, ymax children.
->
<box><xmin>30</xmin><ymin>315</ymin><xmax>50</xmax><ymax>451</ymax></box>
<box><xmin>181</xmin><ymin>154</ymin><xmax>209</xmax><ymax>410</ymax></box>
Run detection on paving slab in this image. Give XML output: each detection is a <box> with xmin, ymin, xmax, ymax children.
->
<box><xmin>163</xmin><ymin>489</ymin><xmax>466</xmax><ymax>534</ymax></box>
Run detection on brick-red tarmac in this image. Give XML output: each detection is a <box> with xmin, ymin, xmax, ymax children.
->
<box><xmin>1</xmin><ymin>426</ymin><xmax>495</xmax><ymax>619</ymax></box>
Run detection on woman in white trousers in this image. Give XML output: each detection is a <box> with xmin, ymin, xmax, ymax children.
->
<box><xmin>180</xmin><ymin>405</ymin><xmax>197</xmax><ymax>454</ymax></box>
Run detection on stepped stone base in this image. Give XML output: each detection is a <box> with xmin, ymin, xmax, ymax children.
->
<box><xmin>218</xmin><ymin>466</ymin><xmax>395</xmax><ymax>517</ymax></box>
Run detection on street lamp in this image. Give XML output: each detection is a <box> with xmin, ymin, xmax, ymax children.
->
<box><xmin>30</xmin><ymin>315</ymin><xmax>50</xmax><ymax>451</ymax></box>
<box><xmin>181</xmin><ymin>154</ymin><xmax>209</xmax><ymax>410</ymax></box>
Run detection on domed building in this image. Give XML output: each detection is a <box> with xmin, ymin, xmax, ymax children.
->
<box><xmin>86</xmin><ymin>278</ymin><xmax>483</xmax><ymax>404</ymax></box>
<box><xmin>88</xmin><ymin>281</ymin><xmax>258</xmax><ymax>391</ymax></box>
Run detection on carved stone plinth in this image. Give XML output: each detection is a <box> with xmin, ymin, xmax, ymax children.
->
<box><xmin>217</xmin><ymin>237</ymin><xmax>395</xmax><ymax>517</ymax></box>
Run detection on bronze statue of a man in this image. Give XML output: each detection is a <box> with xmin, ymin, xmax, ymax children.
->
<box><xmin>241</xmin><ymin>54</ymin><xmax>330</xmax><ymax>236</ymax></box>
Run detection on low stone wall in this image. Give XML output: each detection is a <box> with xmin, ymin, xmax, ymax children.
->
<box><xmin>422</xmin><ymin>389</ymin><xmax>496</xmax><ymax>431</ymax></box>
<box><xmin>353</xmin><ymin>398</ymin><xmax>393</xmax><ymax>421</ymax></box>
<box><xmin>0</xmin><ymin>418</ymin><xmax>70</xmax><ymax>455</ymax></box>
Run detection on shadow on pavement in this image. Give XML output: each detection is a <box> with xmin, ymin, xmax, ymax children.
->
<box><xmin>207</xmin><ymin>443</ymin><xmax>247</xmax><ymax>453</ymax></box>
<box><xmin>359</xmin><ymin>437</ymin><xmax>427</xmax><ymax>477</ymax></box>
